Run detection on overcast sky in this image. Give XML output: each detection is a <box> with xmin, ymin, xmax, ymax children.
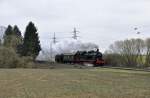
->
<box><xmin>0</xmin><ymin>0</ymin><xmax>150</xmax><ymax>51</ymax></box>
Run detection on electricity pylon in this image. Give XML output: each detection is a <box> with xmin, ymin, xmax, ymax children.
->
<box><xmin>72</xmin><ymin>28</ymin><xmax>80</xmax><ymax>40</ymax></box>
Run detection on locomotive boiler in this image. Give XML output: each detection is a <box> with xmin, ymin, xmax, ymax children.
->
<box><xmin>55</xmin><ymin>49</ymin><xmax>105</xmax><ymax>67</ymax></box>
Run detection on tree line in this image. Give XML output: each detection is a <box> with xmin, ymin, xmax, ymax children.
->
<box><xmin>0</xmin><ymin>21</ymin><xmax>41</xmax><ymax>68</ymax></box>
<box><xmin>104</xmin><ymin>38</ymin><xmax>150</xmax><ymax>68</ymax></box>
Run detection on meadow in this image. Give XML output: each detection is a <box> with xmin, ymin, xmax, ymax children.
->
<box><xmin>0</xmin><ymin>68</ymin><xmax>150</xmax><ymax>98</ymax></box>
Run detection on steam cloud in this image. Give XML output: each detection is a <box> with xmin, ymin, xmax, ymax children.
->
<box><xmin>0</xmin><ymin>26</ymin><xmax>6</xmax><ymax>42</ymax></box>
<box><xmin>37</xmin><ymin>39</ymin><xmax>99</xmax><ymax>61</ymax></box>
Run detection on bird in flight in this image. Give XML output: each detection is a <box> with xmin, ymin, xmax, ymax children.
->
<box><xmin>134</xmin><ymin>27</ymin><xmax>138</xmax><ymax>30</ymax></box>
<box><xmin>134</xmin><ymin>27</ymin><xmax>141</xmax><ymax>34</ymax></box>
<box><xmin>137</xmin><ymin>32</ymin><xmax>141</xmax><ymax>34</ymax></box>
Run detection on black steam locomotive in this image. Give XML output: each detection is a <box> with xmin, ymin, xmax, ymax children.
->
<box><xmin>55</xmin><ymin>49</ymin><xmax>105</xmax><ymax>67</ymax></box>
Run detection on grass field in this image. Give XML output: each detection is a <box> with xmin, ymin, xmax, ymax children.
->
<box><xmin>0</xmin><ymin>68</ymin><xmax>150</xmax><ymax>98</ymax></box>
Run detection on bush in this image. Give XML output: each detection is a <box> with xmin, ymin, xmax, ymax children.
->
<box><xmin>0</xmin><ymin>47</ymin><xmax>19</xmax><ymax>68</ymax></box>
<box><xmin>104</xmin><ymin>53</ymin><xmax>123</xmax><ymax>66</ymax></box>
<box><xmin>17</xmin><ymin>56</ymin><xmax>36</xmax><ymax>68</ymax></box>
<box><xmin>0</xmin><ymin>47</ymin><xmax>36</xmax><ymax>68</ymax></box>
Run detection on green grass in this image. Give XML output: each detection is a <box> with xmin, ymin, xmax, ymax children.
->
<box><xmin>0</xmin><ymin>68</ymin><xmax>150</xmax><ymax>98</ymax></box>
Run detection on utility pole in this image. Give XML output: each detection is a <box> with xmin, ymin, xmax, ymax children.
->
<box><xmin>50</xmin><ymin>42</ymin><xmax>53</xmax><ymax>61</ymax></box>
<box><xmin>72</xmin><ymin>28</ymin><xmax>80</xmax><ymax>40</ymax></box>
<box><xmin>50</xmin><ymin>32</ymin><xmax>57</xmax><ymax>61</ymax></box>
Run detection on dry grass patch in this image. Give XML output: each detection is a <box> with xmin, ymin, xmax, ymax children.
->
<box><xmin>0</xmin><ymin>68</ymin><xmax>149</xmax><ymax>98</ymax></box>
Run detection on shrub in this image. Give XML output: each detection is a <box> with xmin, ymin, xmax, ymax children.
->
<box><xmin>0</xmin><ymin>47</ymin><xmax>19</xmax><ymax>68</ymax></box>
<box><xmin>104</xmin><ymin>53</ymin><xmax>123</xmax><ymax>66</ymax></box>
<box><xmin>0</xmin><ymin>47</ymin><xmax>36</xmax><ymax>68</ymax></box>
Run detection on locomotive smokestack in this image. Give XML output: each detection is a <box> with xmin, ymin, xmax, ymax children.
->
<box><xmin>96</xmin><ymin>49</ymin><xmax>99</xmax><ymax>52</ymax></box>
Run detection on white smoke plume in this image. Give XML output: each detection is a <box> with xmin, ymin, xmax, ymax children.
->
<box><xmin>53</xmin><ymin>39</ymin><xmax>98</xmax><ymax>54</ymax></box>
<box><xmin>0</xmin><ymin>26</ymin><xmax>6</xmax><ymax>42</ymax></box>
<box><xmin>37</xmin><ymin>39</ymin><xmax>99</xmax><ymax>61</ymax></box>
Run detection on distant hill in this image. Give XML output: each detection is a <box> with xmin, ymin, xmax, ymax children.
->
<box><xmin>0</xmin><ymin>26</ymin><xmax>6</xmax><ymax>42</ymax></box>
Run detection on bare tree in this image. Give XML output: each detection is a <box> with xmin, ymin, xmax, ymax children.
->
<box><xmin>106</xmin><ymin>38</ymin><xmax>145</xmax><ymax>67</ymax></box>
<box><xmin>145</xmin><ymin>38</ymin><xmax>150</xmax><ymax>66</ymax></box>
<box><xmin>134</xmin><ymin>39</ymin><xmax>145</xmax><ymax>66</ymax></box>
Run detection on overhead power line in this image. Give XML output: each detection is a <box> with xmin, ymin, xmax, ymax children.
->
<box><xmin>49</xmin><ymin>28</ymin><xmax>81</xmax><ymax>44</ymax></box>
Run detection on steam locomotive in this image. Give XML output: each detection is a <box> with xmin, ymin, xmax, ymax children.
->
<box><xmin>55</xmin><ymin>49</ymin><xmax>105</xmax><ymax>67</ymax></box>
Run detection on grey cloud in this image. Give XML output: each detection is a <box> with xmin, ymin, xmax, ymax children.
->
<box><xmin>0</xmin><ymin>0</ymin><xmax>150</xmax><ymax>51</ymax></box>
